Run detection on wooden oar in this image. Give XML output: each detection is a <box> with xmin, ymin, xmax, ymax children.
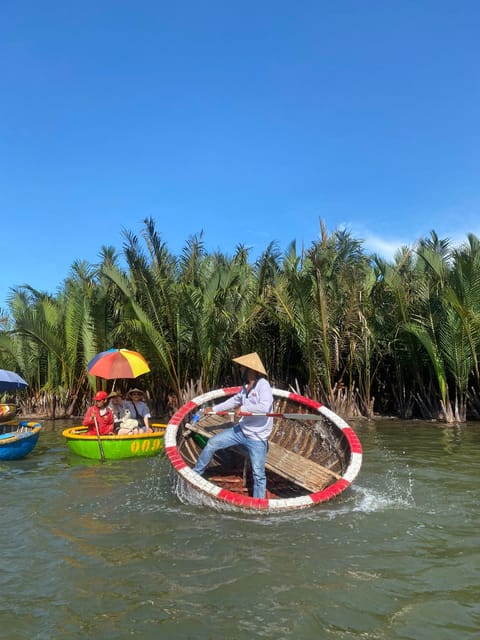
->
<box><xmin>93</xmin><ymin>411</ymin><xmax>106</xmax><ymax>462</ymax></box>
<box><xmin>204</xmin><ymin>411</ymin><xmax>324</xmax><ymax>421</ymax></box>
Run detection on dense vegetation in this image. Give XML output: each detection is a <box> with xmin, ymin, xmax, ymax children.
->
<box><xmin>2</xmin><ymin>218</ymin><xmax>480</xmax><ymax>424</ymax></box>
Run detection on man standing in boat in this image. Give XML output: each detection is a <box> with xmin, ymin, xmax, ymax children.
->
<box><xmin>192</xmin><ymin>352</ymin><xmax>274</xmax><ymax>499</ymax></box>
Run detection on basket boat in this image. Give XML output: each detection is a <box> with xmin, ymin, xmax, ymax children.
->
<box><xmin>165</xmin><ymin>387</ymin><xmax>362</xmax><ymax>512</ymax></box>
<box><xmin>0</xmin><ymin>404</ymin><xmax>16</xmax><ymax>423</ymax></box>
<box><xmin>0</xmin><ymin>421</ymin><xmax>42</xmax><ymax>460</ymax></box>
<box><xmin>62</xmin><ymin>423</ymin><xmax>167</xmax><ymax>460</ymax></box>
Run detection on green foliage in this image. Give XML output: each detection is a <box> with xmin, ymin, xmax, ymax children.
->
<box><xmin>2</xmin><ymin>220</ymin><xmax>480</xmax><ymax>423</ymax></box>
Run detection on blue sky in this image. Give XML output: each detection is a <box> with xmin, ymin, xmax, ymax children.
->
<box><xmin>1</xmin><ymin>0</ymin><xmax>479</xmax><ymax>310</ymax></box>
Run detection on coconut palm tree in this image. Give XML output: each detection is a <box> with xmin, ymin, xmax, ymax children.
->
<box><xmin>400</xmin><ymin>234</ymin><xmax>475</xmax><ymax>422</ymax></box>
<box><xmin>372</xmin><ymin>247</ymin><xmax>430</xmax><ymax>418</ymax></box>
<box><xmin>101</xmin><ymin>220</ymin><xmax>181</xmax><ymax>408</ymax></box>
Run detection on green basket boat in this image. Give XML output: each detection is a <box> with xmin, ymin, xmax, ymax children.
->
<box><xmin>62</xmin><ymin>424</ymin><xmax>166</xmax><ymax>460</ymax></box>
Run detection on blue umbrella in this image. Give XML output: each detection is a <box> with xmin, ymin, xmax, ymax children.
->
<box><xmin>0</xmin><ymin>369</ymin><xmax>28</xmax><ymax>392</ymax></box>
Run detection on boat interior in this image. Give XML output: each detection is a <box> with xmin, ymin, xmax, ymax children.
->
<box><xmin>177</xmin><ymin>399</ymin><xmax>351</xmax><ymax>499</ymax></box>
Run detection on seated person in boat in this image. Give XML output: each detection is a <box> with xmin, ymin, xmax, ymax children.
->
<box><xmin>124</xmin><ymin>388</ymin><xmax>152</xmax><ymax>433</ymax></box>
<box><xmin>193</xmin><ymin>352</ymin><xmax>273</xmax><ymax>499</ymax></box>
<box><xmin>108</xmin><ymin>390</ymin><xmax>127</xmax><ymax>433</ymax></box>
<box><xmin>83</xmin><ymin>390</ymin><xmax>114</xmax><ymax>435</ymax></box>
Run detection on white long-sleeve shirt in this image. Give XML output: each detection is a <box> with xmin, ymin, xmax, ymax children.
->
<box><xmin>213</xmin><ymin>378</ymin><xmax>274</xmax><ymax>441</ymax></box>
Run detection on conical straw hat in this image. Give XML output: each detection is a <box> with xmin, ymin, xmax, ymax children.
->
<box><xmin>232</xmin><ymin>352</ymin><xmax>267</xmax><ymax>376</ymax></box>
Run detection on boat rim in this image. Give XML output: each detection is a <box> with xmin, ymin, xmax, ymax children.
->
<box><xmin>0</xmin><ymin>421</ymin><xmax>42</xmax><ymax>442</ymax></box>
<box><xmin>62</xmin><ymin>424</ymin><xmax>167</xmax><ymax>440</ymax></box>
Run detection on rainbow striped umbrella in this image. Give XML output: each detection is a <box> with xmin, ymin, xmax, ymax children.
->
<box><xmin>87</xmin><ymin>349</ymin><xmax>150</xmax><ymax>380</ymax></box>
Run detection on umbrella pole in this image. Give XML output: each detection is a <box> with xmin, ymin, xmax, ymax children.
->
<box><xmin>93</xmin><ymin>412</ymin><xmax>106</xmax><ymax>463</ymax></box>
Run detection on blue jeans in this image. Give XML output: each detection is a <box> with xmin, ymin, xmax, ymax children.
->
<box><xmin>193</xmin><ymin>425</ymin><xmax>268</xmax><ymax>498</ymax></box>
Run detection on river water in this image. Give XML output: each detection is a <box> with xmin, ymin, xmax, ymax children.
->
<box><xmin>1</xmin><ymin>418</ymin><xmax>479</xmax><ymax>640</ymax></box>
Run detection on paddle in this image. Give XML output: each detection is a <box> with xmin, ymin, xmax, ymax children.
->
<box><xmin>92</xmin><ymin>411</ymin><xmax>106</xmax><ymax>462</ymax></box>
<box><xmin>201</xmin><ymin>410</ymin><xmax>325</xmax><ymax>421</ymax></box>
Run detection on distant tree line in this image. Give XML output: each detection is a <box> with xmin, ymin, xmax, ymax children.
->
<box><xmin>1</xmin><ymin>218</ymin><xmax>480</xmax><ymax>424</ymax></box>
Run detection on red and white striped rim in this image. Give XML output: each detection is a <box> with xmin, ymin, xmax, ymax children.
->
<box><xmin>165</xmin><ymin>387</ymin><xmax>363</xmax><ymax>512</ymax></box>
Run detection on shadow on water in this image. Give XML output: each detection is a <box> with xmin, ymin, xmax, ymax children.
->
<box><xmin>1</xmin><ymin>418</ymin><xmax>480</xmax><ymax>639</ymax></box>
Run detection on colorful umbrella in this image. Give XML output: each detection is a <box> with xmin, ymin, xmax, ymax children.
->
<box><xmin>0</xmin><ymin>369</ymin><xmax>28</xmax><ymax>392</ymax></box>
<box><xmin>87</xmin><ymin>349</ymin><xmax>150</xmax><ymax>380</ymax></box>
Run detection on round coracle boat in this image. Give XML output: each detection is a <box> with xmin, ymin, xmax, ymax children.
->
<box><xmin>62</xmin><ymin>423</ymin><xmax>167</xmax><ymax>460</ymax></box>
<box><xmin>165</xmin><ymin>387</ymin><xmax>363</xmax><ymax>512</ymax></box>
<box><xmin>0</xmin><ymin>404</ymin><xmax>16</xmax><ymax>423</ymax></box>
<box><xmin>0</xmin><ymin>421</ymin><xmax>42</xmax><ymax>460</ymax></box>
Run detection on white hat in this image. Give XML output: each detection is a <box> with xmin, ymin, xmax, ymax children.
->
<box><xmin>127</xmin><ymin>388</ymin><xmax>145</xmax><ymax>398</ymax></box>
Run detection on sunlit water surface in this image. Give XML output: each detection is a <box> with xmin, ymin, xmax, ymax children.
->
<box><xmin>1</xmin><ymin>419</ymin><xmax>479</xmax><ymax>639</ymax></box>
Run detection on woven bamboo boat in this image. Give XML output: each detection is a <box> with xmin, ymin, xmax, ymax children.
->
<box><xmin>0</xmin><ymin>421</ymin><xmax>42</xmax><ymax>460</ymax></box>
<box><xmin>62</xmin><ymin>423</ymin><xmax>167</xmax><ymax>460</ymax></box>
<box><xmin>0</xmin><ymin>404</ymin><xmax>16</xmax><ymax>423</ymax></box>
<box><xmin>165</xmin><ymin>387</ymin><xmax>363</xmax><ymax>512</ymax></box>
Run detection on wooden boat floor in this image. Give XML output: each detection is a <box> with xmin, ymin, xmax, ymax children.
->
<box><xmin>185</xmin><ymin>419</ymin><xmax>341</xmax><ymax>494</ymax></box>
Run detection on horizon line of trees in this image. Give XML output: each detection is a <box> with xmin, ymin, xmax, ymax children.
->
<box><xmin>2</xmin><ymin>217</ymin><xmax>480</xmax><ymax>424</ymax></box>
